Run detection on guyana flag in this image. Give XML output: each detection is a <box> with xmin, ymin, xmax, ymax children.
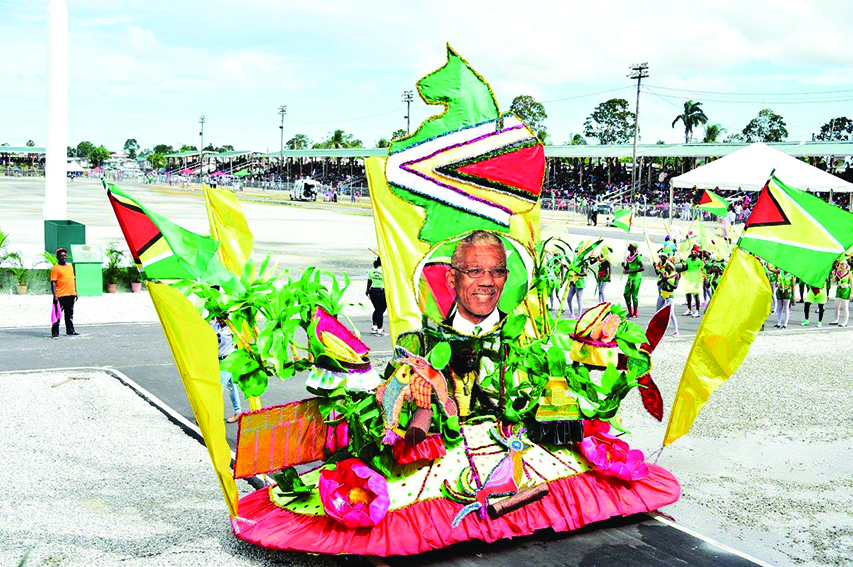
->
<box><xmin>697</xmin><ymin>189</ymin><xmax>729</xmax><ymax>217</ymax></box>
<box><xmin>610</xmin><ymin>209</ymin><xmax>633</xmax><ymax>232</ymax></box>
<box><xmin>105</xmin><ymin>181</ymin><xmax>220</xmax><ymax>281</ymax></box>
<box><xmin>738</xmin><ymin>174</ymin><xmax>853</xmax><ymax>288</ymax></box>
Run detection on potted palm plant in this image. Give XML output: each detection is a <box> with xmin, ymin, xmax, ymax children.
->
<box><xmin>127</xmin><ymin>263</ymin><xmax>143</xmax><ymax>292</ymax></box>
<box><xmin>6</xmin><ymin>252</ymin><xmax>28</xmax><ymax>295</ymax></box>
<box><xmin>104</xmin><ymin>242</ymin><xmax>125</xmax><ymax>293</ymax></box>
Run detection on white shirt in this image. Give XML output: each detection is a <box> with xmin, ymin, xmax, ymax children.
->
<box><xmin>211</xmin><ymin>319</ymin><xmax>236</xmax><ymax>360</ymax></box>
<box><xmin>449</xmin><ymin>307</ymin><xmax>502</xmax><ymax>336</ymax></box>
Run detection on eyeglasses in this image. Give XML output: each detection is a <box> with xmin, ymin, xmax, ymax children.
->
<box><xmin>452</xmin><ymin>266</ymin><xmax>509</xmax><ymax>279</ymax></box>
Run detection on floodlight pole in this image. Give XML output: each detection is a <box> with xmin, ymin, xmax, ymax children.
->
<box><xmin>279</xmin><ymin>105</ymin><xmax>287</xmax><ymax>183</ymax></box>
<box><xmin>199</xmin><ymin>115</ymin><xmax>205</xmax><ymax>177</ymax></box>
<box><xmin>402</xmin><ymin>90</ymin><xmax>414</xmax><ymax>134</ymax></box>
<box><xmin>44</xmin><ymin>0</ymin><xmax>68</xmax><ymax>222</ymax></box>
<box><xmin>628</xmin><ymin>63</ymin><xmax>648</xmax><ymax>206</ymax></box>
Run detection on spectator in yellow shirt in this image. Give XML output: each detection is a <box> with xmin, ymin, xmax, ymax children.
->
<box><xmin>50</xmin><ymin>248</ymin><xmax>79</xmax><ymax>338</ymax></box>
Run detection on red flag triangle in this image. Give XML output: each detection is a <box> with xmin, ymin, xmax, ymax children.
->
<box><xmin>445</xmin><ymin>144</ymin><xmax>544</xmax><ymax>197</ymax></box>
<box><xmin>745</xmin><ymin>183</ymin><xmax>790</xmax><ymax>229</ymax></box>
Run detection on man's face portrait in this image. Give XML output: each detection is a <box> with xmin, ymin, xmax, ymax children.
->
<box><xmin>56</xmin><ymin>250</ymin><xmax>67</xmax><ymax>264</ymax></box>
<box><xmin>446</xmin><ymin>235</ymin><xmax>508</xmax><ymax>325</ymax></box>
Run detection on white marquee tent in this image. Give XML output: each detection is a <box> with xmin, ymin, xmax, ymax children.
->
<box><xmin>671</xmin><ymin>142</ymin><xmax>853</xmax><ymax>193</ymax></box>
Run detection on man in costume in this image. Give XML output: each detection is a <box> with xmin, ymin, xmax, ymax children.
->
<box><xmin>50</xmin><ymin>248</ymin><xmax>80</xmax><ymax>338</ymax></box>
<box><xmin>443</xmin><ymin>230</ymin><xmax>508</xmax><ymax>335</ymax></box>
<box><xmin>621</xmin><ymin>243</ymin><xmax>643</xmax><ymax>319</ymax></box>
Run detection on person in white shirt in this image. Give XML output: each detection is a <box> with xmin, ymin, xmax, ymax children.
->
<box><xmin>442</xmin><ymin>231</ymin><xmax>509</xmax><ymax>336</ymax></box>
<box><xmin>211</xmin><ymin>317</ymin><xmax>242</xmax><ymax>423</ymax></box>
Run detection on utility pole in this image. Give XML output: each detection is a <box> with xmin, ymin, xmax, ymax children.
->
<box><xmin>402</xmin><ymin>90</ymin><xmax>414</xmax><ymax>134</ymax></box>
<box><xmin>279</xmin><ymin>105</ymin><xmax>287</xmax><ymax>183</ymax></box>
<box><xmin>198</xmin><ymin>115</ymin><xmax>205</xmax><ymax>176</ymax></box>
<box><xmin>628</xmin><ymin>63</ymin><xmax>648</xmax><ymax>202</ymax></box>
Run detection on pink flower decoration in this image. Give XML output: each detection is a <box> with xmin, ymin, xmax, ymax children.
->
<box><xmin>325</xmin><ymin>412</ymin><xmax>349</xmax><ymax>453</ymax></box>
<box><xmin>578</xmin><ymin>420</ymin><xmax>649</xmax><ymax>481</ymax></box>
<box><xmin>319</xmin><ymin>458</ymin><xmax>390</xmax><ymax>528</ymax></box>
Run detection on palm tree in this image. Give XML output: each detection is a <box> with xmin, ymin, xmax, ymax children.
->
<box><xmin>703</xmin><ymin>123</ymin><xmax>726</xmax><ymax>143</ymax></box>
<box><xmin>314</xmin><ymin>129</ymin><xmax>362</xmax><ymax>149</ymax></box>
<box><xmin>671</xmin><ymin>100</ymin><xmax>708</xmax><ymax>143</ymax></box>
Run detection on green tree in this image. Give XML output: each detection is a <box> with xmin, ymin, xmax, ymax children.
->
<box><xmin>123</xmin><ymin>138</ymin><xmax>139</xmax><ymax>159</ymax></box>
<box><xmin>203</xmin><ymin>143</ymin><xmax>215</xmax><ymax>151</ymax></box>
<box><xmin>391</xmin><ymin>128</ymin><xmax>407</xmax><ymax>140</ymax></box>
<box><xmin>816</xmin><ymin>117</ymin><xmax>853</xmax><ymax>141</ymax></box>
<box><xmin>148</xmin><ymin>153</ymin><xmax>165</xmax><ymax>169</ymax></box>
<box><xmin>723</xmin><ymin>132</ymin><xmax>745</xmax><ymax>143</ymax></box>
<box><xmin>153</xmin><ymin>144</ymin><xmax>173</xmax><ymax>155</ymax></box>
<box><xmin>567</xmin><ymin>133</ymin><xmax>587</xmax><ymax>145</ymax></box>
<box><xmin>702</xmin><ymin>123</ymin><xmax>726</xmax><ymax>143</ymax></box>
<box><xmin>139</xmin><ymin>148</ymin><xmax>152</xmax><ymax>158</ymax></box>
<box><xmin>179</xmin><ymin>144</ymin><xmax>197</xmax><ymax>152</ymax></box>
<box><xmin>66</xmin><ymin>146</ymin><xmax>77</xmax><ymax>157</ymax></box>
<box><xmin>216</xmin><ymin>144</ymin><xmax>235</xmax><ymax>153</ymax></box>
<box><xmin>26</xmin><ymin>140</ymin><xmax>35</xmax><ymax>147</ymax></box>
<box><xmin>376</xmin><ymin>138</ymin><xmax>390</xmax><ymax>148</ymax></box>
<box><xmin>313</xmin><ymin>129</ymin><xmax>362</xmax><ymax>149</ymax></box>
<box><xmin>656</xmin><ymin>140</ymin><xmax>666</xmax><ymax>145</ymax></box>
<box><xmin>286</xmin><ymin>134</ymin><xmax>312</xmax><ymax>150</ymax></box>
<box><xmin>510</xmin><ymin>95</ymin><xmax>548</xmax><ymax>141</ymax></box>
<box><xmin>89</xmin><ymin>146</ymin><xmax>111</xmax><ymax>167</ymax></box>
<box><xmin>76</xmin><ymin>141</ymin><xmax>96</xmax><ymax>159</ymax></box>
<box><xmin>671</xmin><ymin>100</ymin><xmax>708</xmax><ymax>143</ymax></box>
<box><xmin>742</xmin><ymin>109</ymin><xmax>788</xmax><ymax>142</ymax></box>
<box><xmin>583</xmin><ymin>98</ymin><xmax>635</xmax><ymax>145</ymax></box>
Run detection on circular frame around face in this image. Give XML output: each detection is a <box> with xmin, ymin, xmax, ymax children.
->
<box><xmin>412</xmin><ymin>231</ymin><xmax>534</xmax><ymax>336</ymax></box>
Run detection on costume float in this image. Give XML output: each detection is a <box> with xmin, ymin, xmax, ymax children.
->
<box><xmin>107</xmin><ymin>46</ymin><xmax>680</xmax><ymax>557</ymax></box>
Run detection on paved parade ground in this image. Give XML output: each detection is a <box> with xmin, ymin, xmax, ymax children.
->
<box><xmin>1</xmin><ymin>177</ymin><xmax>852</xmax><ymax>566</ymax></box>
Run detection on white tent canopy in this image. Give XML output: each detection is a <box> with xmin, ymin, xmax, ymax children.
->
<box><xmin>66</xmin><ymin>160</ymin><xmax>84</xmax><ymax>172</ymax></box>
<box><xmin>671</xmin><ymin>142</ymin><xmax>853</xmax><ymax>193</ymax></box>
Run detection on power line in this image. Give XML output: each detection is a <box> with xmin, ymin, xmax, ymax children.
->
<box><xmin>645</xmin><ymin>87</ymin><xmax>853</xmax><ymax>105</ymax></box>
<box><xmin>645</xmin><ymin>84</ymin><xmax>853</xmax><ymax>97</ymax></box>
<box><xmin>288</xmin><ymin>108</ymin><xmax>405</xmax><ymax>124</ymax></box>
<box><xmin>540</xmin><ymin>85</ymin><xmax>633</xmax><ymax>104</ymax></box>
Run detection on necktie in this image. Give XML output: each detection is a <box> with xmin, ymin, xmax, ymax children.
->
<box><xmin>473</xmin><ymin>325</ymin><xmax>482</xmax><ymax>336</ymax></box>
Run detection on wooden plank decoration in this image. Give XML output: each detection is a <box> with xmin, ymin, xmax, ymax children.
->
<box><xmin>233</xmin><ymin>399</ymin><xmax>327</xmax><ymax>479</ymax></box>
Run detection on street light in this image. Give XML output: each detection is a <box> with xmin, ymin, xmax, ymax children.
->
<box><xmin>401</xmin><ymin>90</ymin><xmax>414</xmax><ymax>134</ymax></box>
<box><xmin>278</xmin><ymin>105</ymin><xmax>287</xmax><ymax>183</ymax></box>
<box><xmin>199</xmin><ymin>115</ymin><xmax>205</xmax><ymax>175</ymax></box>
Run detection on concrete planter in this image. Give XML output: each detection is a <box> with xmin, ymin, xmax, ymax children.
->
<box><xmin>130</xmin><ymin>282</ymin><xmax>142</xmax><ymax>293</ymax></box>
<box><xmin>106</xmin><ymin>283</ymin><xmax>118</xmax><ymax>293</ymax></box>
<box><xmin>16</xmin><ymin>284</ymin><xmax>28</xmax><ymax>295</ymax></box>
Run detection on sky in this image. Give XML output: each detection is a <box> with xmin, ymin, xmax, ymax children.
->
<box><xmin>2</xmin><ymin>0</ymin><xmax>853</xmax><ymax>153</ymax></box>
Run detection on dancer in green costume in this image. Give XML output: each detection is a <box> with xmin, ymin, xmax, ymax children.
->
<box><xmin>774</xmin><ymin>271</ymin><xmax>794</xmax><ymax>329</ymax></box>
<box><xmin>681</xmin><ymin>245</ymin><xmax>703</xmax><ymax>318</ymax></box>
<box><xmin>621</xmin><ymin>243</ymin><xmax>643</xmax><ymax>319</ymax></box>
<box><xmin>594</xmin><ymin>245</ymin><xmax>612</xmax><ymax>304</ymax></box>
<box><xmin>830</xmin><ymin>257</ymin><xmax>851</xmax><ymax>327</ymax></box>
<box><xmin>802</xmin><ymin>277</ymin><xmax>829</xmax><ymax>328</ymax></box>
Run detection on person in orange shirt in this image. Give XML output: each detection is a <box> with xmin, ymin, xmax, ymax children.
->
<box><xmin>50</xmin><ymin>248</ymin><xmax>79</xmax><ymax>338</ymax></box>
